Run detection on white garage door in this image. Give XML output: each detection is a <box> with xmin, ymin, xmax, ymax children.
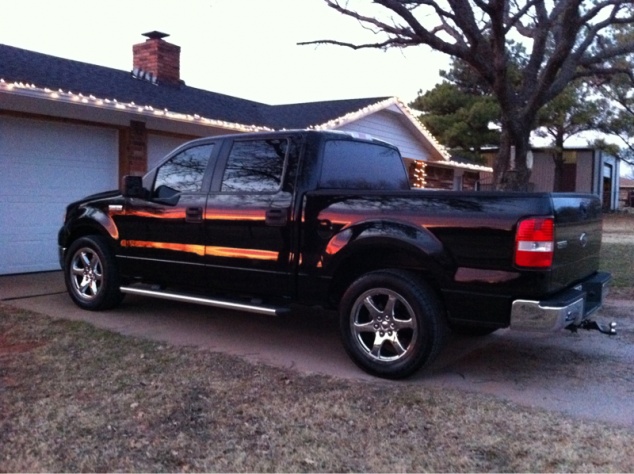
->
<box><xmin>0</xmin><ymin>117</ymin><xmax>118</xmax><ymax>275</ymax></box>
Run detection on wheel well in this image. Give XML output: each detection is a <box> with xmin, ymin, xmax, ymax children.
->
<box><xmin>65</xmin><ymin>225</ymin><xmax>114</xmax><ymax>253</ymax></box>
<box><xmin>328</xmin><ymin>246</ymin><xmax>443</xmax><ymax>307</ymax></box>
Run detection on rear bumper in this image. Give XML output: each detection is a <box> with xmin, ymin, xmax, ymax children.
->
<box><xmin>510</xmin><ymin>272</ymin><xmax>611</xmax><ymax>331</ymax></box>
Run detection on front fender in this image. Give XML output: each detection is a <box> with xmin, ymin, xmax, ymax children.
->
<box><xmin>59</xmin><ymin>205</ymin><xmax>119</xmax><ymax>247</ymax></box>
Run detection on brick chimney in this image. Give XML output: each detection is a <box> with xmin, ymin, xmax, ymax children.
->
<box><xmin>132</xmin><ymin>31</ymin><xmax>181</xmax><ymax>86</ymax></box>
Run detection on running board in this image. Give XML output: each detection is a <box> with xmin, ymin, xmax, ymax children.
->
<box><xmin>119</xmin><ymin>286</ymin><xmax>288</xmax><ymax>316</ymax></box>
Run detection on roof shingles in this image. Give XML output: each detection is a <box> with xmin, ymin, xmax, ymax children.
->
<box><xmin>0</xmin><ymin>43</ymin><xmax>387</xmax><ymax>129</ymax></box>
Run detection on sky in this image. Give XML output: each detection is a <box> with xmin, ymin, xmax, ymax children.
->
<box><xmin>0</xmin><ymin>0</ymin><xmax>450</xmax><ymax>105</ymax></box>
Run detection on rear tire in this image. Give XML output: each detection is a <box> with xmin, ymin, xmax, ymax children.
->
<box><xmin>339</xmin><ymin>270</ymin><xmax>447</xmax><ymax>379</ymax></box>
<box><xmin>64</xmin><ymin>235</ymin><xmax>124</xmax><ymax>310</ymax></box>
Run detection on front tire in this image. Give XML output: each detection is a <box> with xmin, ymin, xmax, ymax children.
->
<box><xmin>64</xmin><ymin>235</ymin><xmax>124</xmax><ymax>310</ymax></box>
<box><xmin>339</xmin><ymin>270</ymin><xmax>447</xmax><ymax>379</ymax></box>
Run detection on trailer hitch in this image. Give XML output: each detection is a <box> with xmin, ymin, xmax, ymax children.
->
<box><xmin>566</xmin><ymin>320</ymin><xmax>617</xmax><ymax>336</ymax></box>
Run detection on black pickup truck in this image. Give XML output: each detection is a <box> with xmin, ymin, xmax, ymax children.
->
<box><xmin>58</xmin><ymin>130</ymin><xmax>613</xmax><ymax>378</ymax></box>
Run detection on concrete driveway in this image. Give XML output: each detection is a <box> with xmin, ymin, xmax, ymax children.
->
<box><xmin>2</xmin><ymin>271</ymin><xmax>633</xmax><ymax>427</ymax></box>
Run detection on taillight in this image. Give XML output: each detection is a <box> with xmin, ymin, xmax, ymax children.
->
<box><xmin>514</xmin><ymin>217</ymin><xmax>554</xmax><ymax>268</ymax></box>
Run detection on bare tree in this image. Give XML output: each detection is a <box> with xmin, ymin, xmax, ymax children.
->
<box><xmin>301</xmin><ymin>0</ymin><xmax>634</xmax><ymax>190</ymax></box>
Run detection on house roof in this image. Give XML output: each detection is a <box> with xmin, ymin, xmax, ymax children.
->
<box><xmin>0</xmin><ymin>44</ymin><xmax>270</xmax><ymax>126</ymax></box>
<box><xmin>0</xmin><ymin>43</ymin><xmax>389</xmax><ymax>130</ymax></box>
<box><xmin>1</xmin><ymin>43</ymin><xmax>490</xmax><ymax>170</ymax></box>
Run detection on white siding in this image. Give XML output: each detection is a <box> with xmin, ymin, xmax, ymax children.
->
<box><xmin>336</xmin><ymin>110</ymin><xmax>433</xmax><ymax>160</ymax></box>
<box><xmin>0</xmin><ymin>117</ymin><xmax>118</xmax><ymax>274</ymax></box>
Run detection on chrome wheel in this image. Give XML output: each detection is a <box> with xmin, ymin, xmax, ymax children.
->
<box><xmin>64</xmin><ymin>235</ymin><xmax>123</xmax><ymax>310</ymax></box>
<box><xmin>339</xmin><ymin>270</ymin><xmax>447</xmax><ymax>379</ymax></box>
<box><xmin>350</xmin><ymin>288</ymin><xmax>418</xmax><ymax>363</ymax></box>
<box><xmin>70</xmin><ymin>246</ymin><xmax>104</xmax><ymax>302</ymax></box>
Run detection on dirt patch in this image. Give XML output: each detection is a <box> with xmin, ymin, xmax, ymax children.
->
<box><xmin>0</xmin><ymin>321</ymin><xmax>47</xmax><ymax>392</ymax></box>
<box><xmin>0</xmin><ymin>330</ymin><xmax>44</xmax><ymax>355</ymax></box>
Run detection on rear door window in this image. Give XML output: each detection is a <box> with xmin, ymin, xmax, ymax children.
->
<box><xmin>221</xmin><ymin>139</ymin><xmax>288</xmax><ymax>193</ymax></box>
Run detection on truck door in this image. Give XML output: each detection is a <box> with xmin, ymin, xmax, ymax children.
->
<box><xmin>117</xmin><ymin>142</ymin><xmax>217</xmax><ymax>284</ymax></box>
<box><xmin>203</xmin><ymin>136</ymin><xmax>299</xmax><ymax>297</ymax></box>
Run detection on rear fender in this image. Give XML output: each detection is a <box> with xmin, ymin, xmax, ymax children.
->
<box><xmin>324</xmin><ymin>220</ymin><xmax>453</xmax><ymax>300</ymax></box>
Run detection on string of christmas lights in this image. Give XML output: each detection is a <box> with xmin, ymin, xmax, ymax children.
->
<box><xmin>409</xmin><ymin>160</ymin><xmax>427</xmax><ymax>188</ymax></box>
<box><xmin>0</xmin><ymin>78</ymin><xmax>271</xmax><ymax>133</ymax></box>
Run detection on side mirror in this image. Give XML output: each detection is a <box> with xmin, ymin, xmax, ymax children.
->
<box><xmin>122</xmin><ymin>175</ymin><xmax>147</xmax><ymax>199</ymax></box>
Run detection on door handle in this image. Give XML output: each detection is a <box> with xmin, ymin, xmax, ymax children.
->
<box><xmin>265</xmin><ymin>207</ymin><xmax>288</xmax><ymax>227</ymax></box>
<box><xmin>185</xmin><ymin>207</ymin><xmax>203</xmax><ymax>223</ymax></box>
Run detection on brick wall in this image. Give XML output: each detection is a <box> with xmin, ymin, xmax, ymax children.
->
<box><xmin>119</xmin><ymin>120</ymin><xmax>147</xmax><ymax>179</ymax></box>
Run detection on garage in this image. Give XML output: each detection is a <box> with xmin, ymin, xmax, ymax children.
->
<box><xmin>0</xmin><ymin>116</ymin><xmax>118</xmax><ymax>275</ymax></box>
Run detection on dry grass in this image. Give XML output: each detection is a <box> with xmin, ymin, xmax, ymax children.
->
<box><xmin>1</xmin><ymin>213</ymin><xmax>632</xmax><ymax>472</ymax></box>
<box><xmin>1</xmin><ymin>304</ymin><xmax>634</xmax><ymax>473</ymax></box>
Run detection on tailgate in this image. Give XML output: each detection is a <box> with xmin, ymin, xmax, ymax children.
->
<box><xmin>550</xmin><ymin>194</ymin><xmax>603</xmax><ymax>293</ymax></box>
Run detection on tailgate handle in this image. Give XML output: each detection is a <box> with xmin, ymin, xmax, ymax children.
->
<box><xmin>185</xmin><ymin>207</ymin><xmax>203</xmax><ymax>223</ymax></box>
<box><xmin>265</xmin><ymin>208</ymin><xmax>288</xmax><ymax>227</ymax></box>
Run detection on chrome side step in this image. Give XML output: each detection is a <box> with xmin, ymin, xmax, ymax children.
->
<box><xmin>119</xmin><ymin>286</ymin><xmax>288</xmax><ymax>316</ymax></box>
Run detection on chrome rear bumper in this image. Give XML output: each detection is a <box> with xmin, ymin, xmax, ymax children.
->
<box><xmin>510</xmin><ymin>272</ymin><xmax>612</xmax><ymax>332</ymax></box>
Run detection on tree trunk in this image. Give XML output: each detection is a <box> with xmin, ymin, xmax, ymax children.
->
<box><xmin>552</xmin><ymin>151</ymin><xmax>564</xmax><ymax>192</ymax></box>
<box><xmin>493</xmin><ymin>125</ymin><xmax>532</xmax><ymax>191</ymax></box>
<box><xmin>552</xmin><ymin>132</ymin><xmax>565</xmax><ymax>192</ymax></box>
